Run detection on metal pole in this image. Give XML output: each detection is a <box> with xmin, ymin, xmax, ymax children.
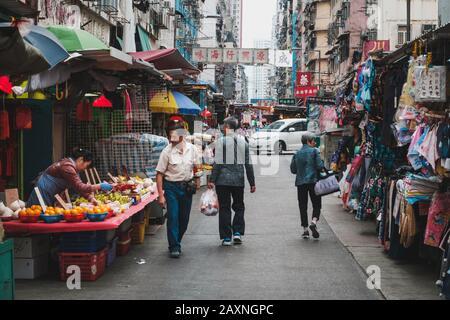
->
<box><xmin>318</xmin><ymin>50</ymin><xmax>321</xmax><ymax>86</ymax></box>
<box><xmin>406</xmin><ymin>0</ymin><xmax>411</xmax><ymax>42</ymax></box>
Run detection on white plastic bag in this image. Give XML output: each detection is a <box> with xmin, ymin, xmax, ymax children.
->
<box><xmin>200</xmin><ymin>189</ymin><xmax>219</xmax><ymax>216</ymax></box>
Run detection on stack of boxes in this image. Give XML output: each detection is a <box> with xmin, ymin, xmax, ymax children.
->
<box><xmin>13</xmin><ymin>235</ymin><xmax>50</xmax><ymax>280</ymax></box>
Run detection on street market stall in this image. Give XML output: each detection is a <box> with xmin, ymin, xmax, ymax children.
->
<box><xmin>326</xmin><ymin>24</ymin><xmax>450</xmax><ymax>299</ymax></box>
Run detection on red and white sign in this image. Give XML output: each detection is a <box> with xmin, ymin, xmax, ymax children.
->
<box><xmin>296</xmin><ymin>72</ymin><xmax>312</xmax><ymax>87</ymax></box>
<box><xmin>294</xmin><ymin>86</ymin><xmax>319</xmax><ymax>98</ymax></box>
<box><xmin>207</xmin><ymin>48</ymin><xmax>222</xmax><ymax>63</ymax></box>
<box><xmin>254</xmin><ymin>49</ymin><xmax>268</xmax><ymax>64</ymax></box>
<box><xmin>239</xmin><ymin>49</ymin><xmax>253</xmax><ymax>64</ymax></box>
<box><xmin>223</xmin><ymin>48</ymin><xmax>238</xmax><ymax>63</ymax></box>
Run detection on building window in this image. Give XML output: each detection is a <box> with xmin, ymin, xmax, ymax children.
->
<box><xmin>339</xmin><ymin>36</ymin><xmax>350</xmax><ymax>61</ymax></box>
<box><xmin>421</xmin><ymin>24</ymin><xmax>436</xmax><ymax>34</ymax></box>
<box><xmin>397</xmin><ymin>25</ymin><xmax>408</xmax><ymax>46</ymax></box>
<box><xmin>367</xmin><ymin>29</ymin><xmax>377</xmax><ymax>41</ymax></box>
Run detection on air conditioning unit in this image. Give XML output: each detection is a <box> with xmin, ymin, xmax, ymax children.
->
<box><xmin>163</xmin><ymin>1</ymin><xmax>171</xmax><ymax>8</ymax></box>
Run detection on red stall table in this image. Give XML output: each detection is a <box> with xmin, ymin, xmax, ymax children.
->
<box><xmin>2</xmin><ymin>192</ymin><xmax>159</xmax><ymax>235</ymax></box>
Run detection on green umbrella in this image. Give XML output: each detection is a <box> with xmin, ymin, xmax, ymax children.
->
<box><xmin>46</xmin><ymin>25</ymin><xmax>108</xmax><ymax>52</ymax></box>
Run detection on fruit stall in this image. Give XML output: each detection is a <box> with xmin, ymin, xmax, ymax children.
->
<box><xmin>0</xmin><ymin>175</ymin><xmax>161</xmax><ymax>284</ymax></box>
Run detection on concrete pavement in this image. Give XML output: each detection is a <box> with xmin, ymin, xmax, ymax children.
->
<box><xmin>16</xmin><ymin>154</ymin><xmax>382</xmax><ymax>300</ymax></box>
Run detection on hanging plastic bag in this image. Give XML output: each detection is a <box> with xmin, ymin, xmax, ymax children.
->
<box><xmin>200</xmin><ymin>189</ymin><xmax>219</xmax><ymax>216</ymax></box>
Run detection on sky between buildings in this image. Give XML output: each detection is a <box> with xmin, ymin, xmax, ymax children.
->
<box><xmin>243</xmin><ymin>0</ymin><xmax>277</xmax><ymax>100</ymax></box>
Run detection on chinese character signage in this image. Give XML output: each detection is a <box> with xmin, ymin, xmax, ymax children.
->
<box><xmin>362</xmin><ymin>40</ymin><xmax>390</xmax><ymax>61</ymax></box>
<box><xmin>223</xmin><ymin>48</ymin><xmax>238</xmax><ymax>63</ymax></box>
<box><xmin>239</xmin><ymin>49</ymin><xmax>253</xmax><ymax>64</ymax></box>
<box><xmin>296</xmin><ymin>72</ymin><xmax>312</xmax><ymax>87</ymax></box>
<box><xmin>192</xmin><ymin>48</ymin><xmax>269</xmax><ymax>65</ymax></box>
<box><xmin>207</xmin><ymin>48</ymin><xmax>222</xmax><ymax>63</ymax></box>
<box><xmin>275</xmin><ymin>50</ymin><xmax>292</xmax><ymax>67</ymax></box>
<box><xmin>278</xmin><ymin>98</ymin><xmax>296</xmax><ymax>105</ymax></box>
<box><xmin>294</xmin><ymin>86</ymin><xmax>319</xmax><ymax>98</ymax></box>
<box><xmin>414</xmin><ymin>66</ymin><xmax>447</xmax><ymax>102</ymax></box>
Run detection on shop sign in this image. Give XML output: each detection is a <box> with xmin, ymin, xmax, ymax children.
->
<box><xmin>193</xmin><ymin>48</ymin><xmax>269</xmax><ymax>65</ymax></box>
<box><xmin>363</xmin><ymin>40</ymin><xmax>390</xmax><ymax>61</ymax></box>
<box><xmin>275</xmin><ymin>50</ymin><xmax>292</xmax><ymax>68</ymax></box>
<box><xmin>296</xmin><ymin>72</ymin><xmax>312</xmax><ymax>87</ymax></box>
<box><xmin>278</xmin><ymin>98</ymin><xmax>296</xmax><ymax>105</ymax></box>
<box><xmin>294</xmin><ymin>86</ymin><xmax>319</xmax><ymax>98</ymax></box>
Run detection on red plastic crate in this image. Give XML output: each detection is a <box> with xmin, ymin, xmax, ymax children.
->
<box><xmin>117</xmin><ymin>228</ymin><xmax>132</xmax><ymax>256</ymax></box>
<box><xmin>58</xmin><ymin>248</ymin><xmax>107</xmax><ymax>281</ymax></box>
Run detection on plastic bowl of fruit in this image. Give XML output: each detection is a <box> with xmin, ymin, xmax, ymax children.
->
<box><xmin>86</xmin><ymin>212</ymin><xmax>108</xmax><ymax>222</ymax></box>
<box><xmin>41</xmin><ymin>214</ymin><xmax>63</xmax><ymax>223</ymax></box>
<box><xmin>19</xmin><ymin>213</ymin><xmax>41</xmax><ymax>223</ymax></box>
<box><xmin>64</xmin><ymin>213</ymin><xmax>85</xmax><ymax>223</ymax></box>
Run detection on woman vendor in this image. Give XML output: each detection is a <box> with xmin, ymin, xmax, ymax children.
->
<box><xmin>26</xmin><ymin>148</ymin><xmax>113</xmax><ymax>206</ymax></box>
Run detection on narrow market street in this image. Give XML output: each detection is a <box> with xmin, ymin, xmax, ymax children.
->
<box><xmin>15</xmin><ymin>154</ymin><xmax>381</xmax><ymax>300</ymax></box>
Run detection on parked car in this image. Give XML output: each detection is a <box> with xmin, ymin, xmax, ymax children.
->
<box><xmin>249</xmin><ymin>118</ymin><xmax>308</xmax><ymax>154</ymax></box>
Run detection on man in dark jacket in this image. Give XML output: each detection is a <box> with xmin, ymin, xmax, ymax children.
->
<box><xmin>291</xmin><ymin>132</ymin><xmax>324</xmax><ymax>240</ymax></box>
<box><xmin>208</xmin><ymin>117</ymin><xmax>256</xmax><ymax>246</ymax></box>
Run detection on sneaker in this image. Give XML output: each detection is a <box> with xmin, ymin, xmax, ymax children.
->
<box><xmin>233</xmin><ymin>232</ymin><xmax>242</xmax><ymax>244</ymax></box>
<box><xmin>309</xmin><ymin>223</ymin><xmax>320</xmax><ymax>239</ymax></box>
<box><xmin>170</xmin><ymin>251</ymin><xmax>181</xmax><ymax>258</ymax></box>
<box><xmin>222</xmin><ymin>238</ymin><xmax>232</xmax><ymax>246</ymax></box>
<box><xmin>302</xmin><ymin>230</ymin><xmax>310</xmax><ymax>239</ymax></box>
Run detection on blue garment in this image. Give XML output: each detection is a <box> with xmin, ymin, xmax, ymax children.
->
<box><xmin>163</xmin><ymin>180</ymin><xmax>193</xmax><ymax>252</ymax></box>
<box><xmin>290</xmin><ymin>145</ymin><xmax>324</xmax><ymax>186</ymax></box>
<box><xmin>26</xmin><ymin>173</ymin><xmax>68</xmax><ymax>207</ymax></box>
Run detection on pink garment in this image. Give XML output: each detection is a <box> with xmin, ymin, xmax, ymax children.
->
<box><xmin>408</xmin><ymin>126</ymin><xmax>422</xmax><ymax>154</ymax></box>
<box><xmin>418</xmin><ymin>126</ymin><xmax>439</xmax><ymax>170</ymax></box>
<box><xmin>424</xmin><ymin>192</ymin><xmax>450</xmax><ymax>247</ymax></box>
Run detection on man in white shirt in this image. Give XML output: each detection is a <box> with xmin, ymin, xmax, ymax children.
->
<box><xmin>156</xmin><ymin>119</ymin><xmax>202</xmax><ymax>258</ymax></box>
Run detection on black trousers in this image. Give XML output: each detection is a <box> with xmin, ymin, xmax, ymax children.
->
<box><xmin>297</xmin><ymin>183</ymin><xmax>322</xmax><ymax>228</ymax></box>
<box><xmin>216</xmin><ymin>186</ymin><xmax>245</xmax><ymax>239</ymax></box>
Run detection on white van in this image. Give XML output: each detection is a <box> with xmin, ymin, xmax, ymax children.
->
<box><xmin>249</xmin><ymin>118</ymin><xmax>308</xmax><ymax>154</ymax></box>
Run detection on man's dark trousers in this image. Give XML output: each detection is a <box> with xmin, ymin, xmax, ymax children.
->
<box><xmin>216</xmin><ymin>186</ymin><xmax>245</xmax><ymax>240</ymax></box>
<box><xmin>297</xmin><ymin>183</ymin><xmax>321</xmax><ymax>228</ymax></box>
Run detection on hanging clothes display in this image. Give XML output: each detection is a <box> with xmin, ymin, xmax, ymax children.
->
<box><xmin>424</xmin><ymin>192</ymin><xmax>450</xmax><ymax>247</ymax></box>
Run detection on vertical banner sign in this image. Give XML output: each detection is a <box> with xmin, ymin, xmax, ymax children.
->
<box><xmin>207</xmin><ymin>48</ymin><xmax>222</xmax><ymax>63</ymax></box>
<box><xmin>223</xmin><ymin>48</ymin><xmax>239</xmax><ymax>63</ymax></box>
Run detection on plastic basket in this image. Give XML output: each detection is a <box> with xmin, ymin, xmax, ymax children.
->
<box><xmin>58</xmin><ymin>248</ymin><xmax>107</xmax><ymax>281</ymax></box>
<box><xmin>131</xmin><ymin>220</ymin><xmax>146</xmax><ymax>245</ymax></box>
<box><xmin>59</xmin><ymin>231</ymin><xmax>107</xmax><ymax>253</ymax></box>
<box><xmin>106</xmin><ymin>237</ymin><xmax>118</xmax><ymax>267</ymax></box>
<box><xmin>41</xmin><ymin>214</ymin><xmax>63</xmax><ymax>224</ymax></box>
<box><xmin>117</xmin><ymin>228</ymin><xmax>132</xmax><ymax>256</ymax></box>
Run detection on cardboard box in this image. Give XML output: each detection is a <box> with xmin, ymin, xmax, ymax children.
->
<box><xmin>14</xmin><ymin>254</ymin><xmax>49</xmax><ymax>279</ymax></box>
<box><xmin>13</xmin><ymin>235</ymin><xmax>50</xmax><ymax>258</ymax></box>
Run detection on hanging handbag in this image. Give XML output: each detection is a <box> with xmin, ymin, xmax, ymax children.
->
<box><xmin>314</xmin><ymin>149</ymin><xmax>340</xmax><ymax>196</ymax></box>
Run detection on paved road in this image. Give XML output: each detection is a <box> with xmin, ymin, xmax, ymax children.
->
<box><xmin>16</xmin><ymin>154</ymin><xmax>381</xmax><ymax>300</ymax></box>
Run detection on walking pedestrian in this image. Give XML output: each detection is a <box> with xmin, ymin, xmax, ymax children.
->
<box><xmin>290</xmin><ymin>132</ymin><xmax>324</xmax><ymax>240</ymax></box>
<box><xmin>156</xmin><ymin>119</ymin><xmax>202</xmax><ymax>258</ymax></box>
<box><xmin>208</xmin><ymin>117</ymin><xmax>256</xmax><ymax>246</ymax></box>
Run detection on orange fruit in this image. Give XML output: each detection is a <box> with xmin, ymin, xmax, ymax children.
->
<box><xmin>70</xmin><ymin>209</ymin><xmax>79</xmax><ymax>215</ymax></box>
<box><xmin>64</xmin><ymin>209</ymin><xmax>71</xmax><ymax>215</ymax></box>
<box><xmin>33</xmin><ymin>209</ymin><xmax>41</xmax><ymax>216</ymax></box>
<box><xmin>94</xmin><ymin>208</ymin><xmax>102</xmax><ymax>214</ymax></box>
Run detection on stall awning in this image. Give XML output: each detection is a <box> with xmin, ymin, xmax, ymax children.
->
<box><xmin>149</xmin><ymin>90</ymin><xmax>201</xmax><ymax>115</ymax></box>
<box><xmin>130</xmin><ymin>49</ymin><xmax>200</xmax><ymax>75</ymax></box>
<box><xmin>79</xmin><ymin>47</ymin><xmax>133</xmax><ymax>71</ymax></box>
